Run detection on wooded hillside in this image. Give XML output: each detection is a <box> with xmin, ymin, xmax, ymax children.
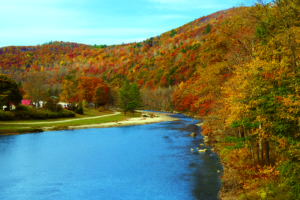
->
<box><xmin>1</xmin><ymin>1</ymin><xmax>300</xmax><ymax>199</ymax></box>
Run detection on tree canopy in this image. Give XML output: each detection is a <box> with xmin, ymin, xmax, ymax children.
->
<box><xmin>119</xmin><ymin>81</ymin><xmax>142</xmax><ymax>115</ymax></box>
<box><xmin>0</xmin><ymin>74</ymin><xmax>22</xmax><ymax>110</ymax></box>
<box><xmin>93</xmin><ymin>83</ymin><xmax>109</xmax><ymax>107</ymax></box>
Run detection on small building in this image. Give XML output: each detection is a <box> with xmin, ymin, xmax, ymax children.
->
<box><xmin>21</xmin><ymin>99</ymin><xmax>31</xmax><ymax>106</ymax></box>
<box><xmin>58</xmin><ymin>102</ymin><xmax>69</xmax><ymax>108</ymax></box>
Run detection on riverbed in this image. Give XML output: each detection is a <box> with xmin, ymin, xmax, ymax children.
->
<box><xmin>0</xmin><ymin>114</ymin><xmax>222</xmax><ymax>200</ymax></box>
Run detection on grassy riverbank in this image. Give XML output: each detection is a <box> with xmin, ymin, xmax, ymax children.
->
<box><xmin>0</xmin><ymin>109</ymin><xmax>140</xmax><ymax>135</ymax></box>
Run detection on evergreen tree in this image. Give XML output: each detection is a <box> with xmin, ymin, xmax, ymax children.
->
<box><xmin>0</xmin><ymin>74</ymin><xmax>22</xmax><ymax>110</ymax></box>
<box><xmin>128</xmin><ymin>83</ymin><xmax>143</xmax><ymax>113</ymax></box>
<box><xmin>119</xmin><ymin>81</ymin><xmax>143</xmax><ymax>115</ymax></box>
<box><xmin>205</xmin><ymin>24</ymin><xmax>211</xmax><ymax>34</ymax></box>
<box><xmin>46</xmin><ymin>88</ymin><xmax>52</xmax><ymax>97</ymax></box>
<box><xmin>54</xmin><ymin>87</ymin><xmax>58</xmax><ymax>96</ymax></box>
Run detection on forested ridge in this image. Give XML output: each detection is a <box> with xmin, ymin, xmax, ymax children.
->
<box><xmin>1</xmin><ymin>0</ymin><xmax>300</xmax><ymax>199</ymax></box>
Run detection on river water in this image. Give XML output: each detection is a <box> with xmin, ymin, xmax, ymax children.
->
<box><xmin>0</xmin><ymin>114</ymin><xmax>222</xmax><ymax>200</ymax></box>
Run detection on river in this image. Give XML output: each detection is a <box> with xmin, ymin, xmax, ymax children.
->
<box><xmin>0</xmin><ymin>114</ymin><xmax>222</xmax><ymax>200</ymax></box>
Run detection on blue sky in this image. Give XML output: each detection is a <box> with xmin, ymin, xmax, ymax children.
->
<box><xmin>0</xmin><ymin>0</ymin><xmax>253</xmax><ymax>47</ymax></box>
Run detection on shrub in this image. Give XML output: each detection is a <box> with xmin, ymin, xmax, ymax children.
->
<box><xmin>278</xmin><ymin>160</ymin><xmax>300</xmax><ymax>199</ymax></box>
<box><xmin>44</xmin><ymin>97</ymin><xmax>62</xmax><ymax>112</ymax></box>
<box><xmin>30</xmin><ymin>110</ymin><xmax>47</xmax><ymax>119</ymax></box>
<box><xmin>97</xmin><ymin>106</ymin><xmax>106</xmax><ymax>112</ymax></box>
<box><xmin>61</xmin><ymin>109</ymin><xmax>75</xmax><ymax>117</ymax></box>
<box><xmin>0</xmin><ymin>110</ymin><xmax>15</xmax><ymax>120</ymax></box>
<box><xmin>37</xmin><ymin>109</ymin><xmax>75</xmax><ymax>119</ymax></box>
<box><xmin>75</xmin><ymin>106</ymin><xmax>83</xmax><ymax>115</ymax></box>
<box><xmin>12</xmin><ymin>110</ymin><xmax>30</xmax><ymax>120</ymax></box>
<box><xmin>0</xmin><ymin>106</ymin><xmax>75</xmax><ymax>120</ymax></box>
<box><xmin>75</xmin><ymin>102</ymin><xmax>84</xmax><ymax>115</ymax></box>
<box><xmin>15</xmin><ymin>104</ymin><xmax>32</xmax><ymax>111</ymax></box>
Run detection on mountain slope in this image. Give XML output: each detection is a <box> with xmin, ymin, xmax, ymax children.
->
<box><xmin>0</xmin><ymin>8</ymin><xmax>236</xmax><ymax>88</ymax></box>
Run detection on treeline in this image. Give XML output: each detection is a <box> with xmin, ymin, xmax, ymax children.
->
<box><xmin>174</xmin><ymin>1</ymin><xmax>300</xmax><ymax>199</ymax></box>
<box><xmin>1</xmin><ymin>1</ymin><xmax>300</xmax><ymax>198</ymax></box>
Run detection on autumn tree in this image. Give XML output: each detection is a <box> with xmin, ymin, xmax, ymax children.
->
<box><xmin>107</xmin><ymin>87</ymin><xmax>119</xmax><ymax>107</ymax></box>
<box><xmin>77</xmin><ymin>76</ymin><xmax>104</xmax><ymax>102</ymax></box>
<box><xmin>93</xmin><ymin>83</ymin><xmax>109</xmax><ymax>108</ymax></box>
<box><xmin>44</xmin><ymin>96</ymin><xmax>62</xmax><ymax>112</ymax></box>
<box><xmin>23</xmin><ymin>71</ymin><xmax>45</xmax><ymax>108</ymax></box>
<box><xmin>60</xmin><ymin>79</ymin><xmax>77</xmax><ymax>103</ymax></box>
<box><xmin>142</xmin><ymin>86</ymin><xmax>175</xmax><ymax>111</ymax></box>
<box><xmin>0</xmin><ymin>74</ymin><xmax>22</xmax><ymax>110</ymax></box>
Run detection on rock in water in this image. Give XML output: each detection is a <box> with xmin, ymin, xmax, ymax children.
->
<box><xmin>203</xmin><ymin>136</ymin><xmax>209</xmax><ymax>143</ymax></box>
<box><xmin>189</xmin><ymin>132</ymin><xmax>197</xmax><ymax>137</ymax></box>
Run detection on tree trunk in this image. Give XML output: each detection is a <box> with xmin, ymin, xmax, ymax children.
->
<box><xmin>258</xmin><ymin>124</ymin><xmax>263</xmax><ymax>165</ymax></box>
<box><xmin>257</xmin><ymin>141</ymin><xmax>260</xmax><ymax>165</ymax></box>
<box><xmin>259</xmin><ymin>137</ymin><xmax>264</xmax><ymax>165</ymax></box>
<box><xmin>248</xmin><ymin>130</ymin><xmax>255</xmax><ymax>162</ymax></box>
<box><xmin>249</xmin><ymin>141</ymin><xmax>255</xmax><ymax>163</ymax></box>
<box><xmin>265</xmin><ymin>140</ymin><xmax>270</xmax><ymax>166</ymax></box>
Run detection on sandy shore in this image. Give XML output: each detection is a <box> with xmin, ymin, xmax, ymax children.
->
<box><xmin>44</xmin><ymin>111</ymin><xmax>178</xmax><ymax>131</ymax></box>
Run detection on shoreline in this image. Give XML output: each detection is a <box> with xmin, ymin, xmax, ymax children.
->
<box><xmin>46</xmin><ymin>111</ymin><xmax>178</xmax><ymax>131</ymax></box>
<box><xmin>1</xmin><ymin>111</ymin><xmax>178</xmax><ymax>135</ymax></box>
<box><xmin>193</xmin><ymin>124</ymin><xmax>239</xmax><ymax>200</ymax></box>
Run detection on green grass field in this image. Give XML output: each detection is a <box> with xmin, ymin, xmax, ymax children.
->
<box><xmin>0</xmin><ymin>109</ymin><xmax>140</xmax><ymax>135</ymax></box>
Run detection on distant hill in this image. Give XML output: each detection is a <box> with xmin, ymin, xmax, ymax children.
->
<box><xmin>3</xmin><ymin>2</ymin><xmax>300</xmax><ymax>199</ymax></box>
<box><xmin>0</xmin><ymin>8</ymin><xmax>237</xmax><ymax>89</ymax></box>
<box><xmin>0</xmin><ymin>6</ymin><xmax>255</xmax><ymax>116</ymax></box>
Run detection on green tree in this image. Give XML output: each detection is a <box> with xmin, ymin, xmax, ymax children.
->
<box><xmin>46</xmin><ymin>88</ymin><xmax>52</xmax><ymax>97</ymax></box>
<box><xmin>54</xmin><ymin>87</ymin><xmax>58</xmax><ymax>96</ymax></box>
<box><xmin>205</xmin><ymin>24</ymin><xmax>211</xmax><ymax>34</ymax></box>
<box><xmin>118</xmin><ymin>80</ymin><xmax>131</xmax><ymax>115</ymax></box>
<box><xmin>170</xmin><ymin>29</ymin><xmax>177</xmax><ymax>37</ymax></box>
<box><xmin>44</xmin><ymin>96</ymin><xmax>62</xmax><ymax>112</ymax></box>
<box><xmin>128</xmin><ymin>83</ymin><xmax>143</xmax><ymax>113</ymax></box>
<box><xmin>0</xmin><ymin>74</ymin><xmax>22</xmax><ymax>110</ymax></box>
<box><xmin>118</xmin><ymin>81</ymin><xmax>143</xmax><ymax>115</ymax></box>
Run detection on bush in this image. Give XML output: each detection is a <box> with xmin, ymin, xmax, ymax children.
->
<box><xmin>0</xmin><ymin>110</ymin><xmax>15</xmax><ymax>120</ymax></box>
<box><xmin>44</xmin><ymin>97</ymin><xmax>62</xmax><ymax>112</ymax></box>
<box><xmin>74</xmin><ymin>102</ymin><xmax>84</xmax><ymax>115</ymax></box>
<box><xmin>15</xmin><ymin>104</ymin><xmax>32</xmax><ymax>111</ymax></box>
<box><xmin>29</xmin><ymin>110</ymin><xmax>47</xmax><ymax>119</ymax></box>
<box><xmin>61</xmin><ymin>109</ymin><xmax>76</xmax><ymax>117</ymax></box>
<box><xmin>61</xmin><ymin>109</ymin><xmax>75</xmax><ymax>117</ymax></box>
<box><xmin>75</xmin><ymin>106</ymin><xmax>83</xmax><ymax>115</ymax></box>
<box><xmin>278</xmin><ymin>160</ymin><xmax>300</xmax><ymax>199</ymax></box>
<box><xmin>97</xmin><ymin>106</ymin><xmax>106</xmax><ymax>112</ymax></box>
<box><xmin>37</xmin><ymin>109</ymin><xmax>75</xmax><ymax>119</ymax></box>
<box><xmin>11</xmin><ymin>110</ymin><xmax>31</xmax><ymax>120</ymax></box>
<box><xmin>0</xmin><ymin>108</ymin><xmax>76</xmax><ymax>120</ymax></box>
